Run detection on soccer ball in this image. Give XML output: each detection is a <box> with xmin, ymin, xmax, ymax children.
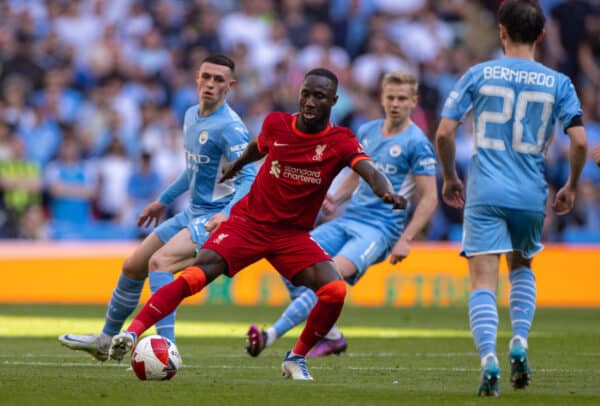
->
<box><xmin>130</xmin><ymin>335</ymin><xmax>182</xmax><ymax>381</ymax></box>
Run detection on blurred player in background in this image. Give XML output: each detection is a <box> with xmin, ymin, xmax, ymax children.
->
<box><xmin>436</xmin><ymin>0</ymin><xmax>587</xmax><ymax>396</ymax></box>
<box><xmin>108</xmin><ymin>68</ymin><xmax>407</xmax><ymax>381</ymax></box>
<box><xmin>59</xmin><ymin>54</ymin><xmax>255</xmax><ymax>359</ymax></box>
<box><xmin>244</xmin><ymin>71</ymin><xmax>437</xmax><ymax>358</ymax></box>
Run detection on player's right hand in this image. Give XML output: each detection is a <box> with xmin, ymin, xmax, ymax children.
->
<box><xmin>553</xmin><ymin>185</ymin><xmax>576</xmax><ymax>215</ymax></box>
<box><xmin>382</xmin><ymin>193</ymin><xmax>407</xmax><ymax>210</ymax></box>
<box><xmin>219</xmin><ymin>162</ymin><xmax>240</xmax><ymax>183</ymax></box>
<box><xmin>442</xmin><ymin>177</ymin><xmax>465</xmax><ymax>208</ymax></box>
<box><xmin>137</xmin><ymin>201</ymin><xmax>166</xmax><ymax>228</ymax></box>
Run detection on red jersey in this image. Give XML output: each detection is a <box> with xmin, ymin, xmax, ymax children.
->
<box><xmin>231</xmin><ymin>112</ymin><xmax>369</xmax><ymax>230</ymax></box>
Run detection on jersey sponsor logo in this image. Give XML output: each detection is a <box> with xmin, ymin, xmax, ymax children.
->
<box><xmin>185</xmin><ymin>151</ymin><xmax>211</xmax><ymax>168</ymax></box>
<box><xmin>270</xmin><ymin>160</ymin><xmax>281</xmax><ymax>177</ymax></box>
<box><xmin>418</xmin><ymin>157</ymin><xmax>436</xmax><ymax>170</ymax></box>
<box><xmin>213</xmin><ymin>233</ymin><xmax>229</xmax><ymax>244</ymax></box>
<box><xmin>273</xmin><ymin>141</ymin><xmax>289</xmax><ymax>147</ymax></box>
<box><xmin>269</xmin><ymin>160</ymin><xmax>322</xmax><ymax>184</ymax></box>
<box><xmin>375</xmin><ymin>162</ymin><xmax>398</xmax><ymax>175</ymax></box>
<box><xmin>199</xmin><ymin>131</ymin><xmax>209</xmax><ymax>144</ymax></box>
<box><xmin>312</xmin><ymin>144</ymin><xmax>327</xmax><ymax>161</ymax></box>
<box><xmin>389</xmin><ymin>145</ymin><xmax>402</xmax><ymax>157</ymax></box>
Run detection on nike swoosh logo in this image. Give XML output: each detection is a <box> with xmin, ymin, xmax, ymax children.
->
<box><xmin>274</xmin><ymin>142</ymin><xmax>289</xmax><ymax>147</ymax></box>
<box><xmin>149</xmin><ymin>303</ymin><xmax>162</xmax><ymax>314</ymax></box>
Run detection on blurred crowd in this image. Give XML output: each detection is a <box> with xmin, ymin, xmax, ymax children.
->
<box><xmin>0</xmin><ymin>0</ymin><xmax>599</xmax><ymax>242</ymax></box>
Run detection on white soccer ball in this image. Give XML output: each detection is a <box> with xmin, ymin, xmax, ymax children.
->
<box><xmin>130</xmin><ymin>335</ymin><xmax>182</xmax><ymax>381</ymax></box>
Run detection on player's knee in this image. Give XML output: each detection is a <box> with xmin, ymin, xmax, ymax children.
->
<box><xmin>148</xmin><ymin>252</ymin><xmax>169</xmax><ymax>273</ymax></box>
<box><xmin>180</xmin><ymin>266</ymin><xmax>207</xmax><ymax>295</ymax></box>
<box><xmin>315</xmin><ymin>280</ymin><xmax>346</xmax><ymax>303</ymax></box>
<box><xmin>122</xmin><ymin>256</ymin><xmax>146</xmax><ymax>280</ymax></box>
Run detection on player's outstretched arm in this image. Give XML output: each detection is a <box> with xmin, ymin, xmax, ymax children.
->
<box><xmin>435</xmin><ymin>118</ymin><xmax>464</xmax><ymax>209</ymax></box>
<box><xmin>219</xmin><ymin>140</ymin><xmax>265</xmax><ymax>183</ymax></box>
<box><xmin>353</xmin><ymin>159</ymin><xmax>406</xmax><ymax>209</ymax></box>
<box><xmin>553</xmin><ymin>125</ymin><xmax>587</xmax><ymax>215</ymax></box>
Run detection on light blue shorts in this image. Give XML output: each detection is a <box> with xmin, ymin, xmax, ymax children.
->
<box><xmin>311</xmin><ymin>217</ymin><xmax>391</xmax><ymax>285</ymax></box>
<box><xmin>155</xmin><ymin>209</ymin><xmax>213</xmax><ymax>249</ymax></box>
<box><xmin>462</xmin><ymin>205</ymin><xmax>545</xmax><ymax>259</ymax></box>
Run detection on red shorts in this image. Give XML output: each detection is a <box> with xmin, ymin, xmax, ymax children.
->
<box><xmin>202</xmin><ymin>214</ymin><xmax>331</xmax><ymax>280</ymax></box>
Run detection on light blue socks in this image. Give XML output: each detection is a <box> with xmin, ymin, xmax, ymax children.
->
<box><xmin>469</xmin><ymin>289</ymin><xmax>498</xmax><ymax>358</ymax></box>
<box><xmin>103</xmin><ymin>274</ymin><xmax>145</xmax><ymax>336</ymax></box>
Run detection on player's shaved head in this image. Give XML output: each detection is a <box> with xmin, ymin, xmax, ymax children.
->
<box><xmin>305</xmin><ymin>68</ymin><xmax>338</xmax><ymax>93</ymax></box>
<box><xmin>498</xmin><ymin>0</ymin><xmax>545</xmax><ymax>44</ymax></box>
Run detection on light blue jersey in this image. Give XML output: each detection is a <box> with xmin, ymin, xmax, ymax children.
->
<box><xmin>442</xmin><ymin>57</ymin><xmax>582</xmax><ymax>212</ymax></box>
<box><xmin>342</xmin><ymin>120</ymin><xmax>437</xmax><ymax>243</ymax></box>
<box><xmin>155</xmin><ymin>102</ymin><xmax>255</xmax><ymax>244</ymax></box>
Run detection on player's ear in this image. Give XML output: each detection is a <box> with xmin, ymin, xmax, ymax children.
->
<box><xmin>535</xmin><ymin>29</ymin><xmax>545</xmax><ymax>46</ymax></box>
<box><xmin>229</xmin><ymin>79</ymin><xmax>237</xmax><ymax>88</ymax></box>
<box><xmin>332</xmin><ymin>94</ymin><xmax>338</xmax><ymax>106</ymax></box>
<box><xmin>498</xmin><ymin>24</ymin><xmax>507</xmax><ymax>42</ymax></box>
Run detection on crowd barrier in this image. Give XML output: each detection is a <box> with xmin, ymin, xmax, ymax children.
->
<box><xmin>0</xmin><ymin>242</ymin><xmax>598</xmax><ymax>307</ymax></box>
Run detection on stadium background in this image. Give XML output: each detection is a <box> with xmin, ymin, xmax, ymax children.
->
<box><xmin>0</xmin><ymin>0</ymin><xmax>598</xmax><ymax>308</ymax></box>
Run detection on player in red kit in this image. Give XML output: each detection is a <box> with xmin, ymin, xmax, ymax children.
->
<box><xmin>108</xmin><ymin>68</ymin><xmax>407</xmax><ymax>380</ymax></box>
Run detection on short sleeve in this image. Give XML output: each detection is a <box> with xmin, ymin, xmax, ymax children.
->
<box><xmin>441</xmin><ymin>68</ymin><xmax>474</xmax><ymax>121</ymax></box>
<box><xmin>221</xmin><ymin>122</ymin><xmax>250</xmax><ymax>161</ymax></box>
<box><xmin>555</xmin><ymin>75</ymin><xmax>583</xmax><ymax>131</ymax></box>
<box><xmin>409</xmin><ymin>137</ymin><xmax>437</xmax><ymax>176</ymax></box>
<box><xmin>256</xmin><ymin>112</ymin><xmax>277</xmax><ymax>153</ymax></box>
<box><xmin>339</xmin><ymin>130</ymin><xmax>369</xmax><ymax>168</ymax></box>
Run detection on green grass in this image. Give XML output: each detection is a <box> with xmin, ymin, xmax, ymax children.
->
<box><xmin>0</xmin><ymin>304</ymin><xmax>599</xmax><ymax>405</ymax></box>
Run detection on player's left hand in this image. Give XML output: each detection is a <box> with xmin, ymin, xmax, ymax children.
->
<box><xmin>553</xmin><ymin>185</ymin><xmax>576</xmax><ymax>215</ymax></box>
<box><xmin>219</xmin><ymin>162</ymin><xmax>241</xmax><ymax>183</ymax></box>
<box><xmin>382</xmin><ymin>193</ymin><xmax>407</xmax><ymax>210</ymax></box>
<box><xmin>390</xmin><ymin>238</ymin><xmax>410</xmax><ymax>265</ymax></box>
<box><xmin>205</xmin><ymin>212</ymin><xmax>228</xmax><ymax>233</ymax></box>
<box><xmin>442</xmin><ymin>177</ymin><xmax>465</xmax><ymax>208</ymax></box>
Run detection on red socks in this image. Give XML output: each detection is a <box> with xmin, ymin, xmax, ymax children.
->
<box><xmin>127</xmin><ymin>266</ymin><xmax>206</xmax><ymax>337</ymax></box>
<box><xmin>293</xmin><ymin>280</ymin><xmax>347</xmax><ymax>356</ymax></box>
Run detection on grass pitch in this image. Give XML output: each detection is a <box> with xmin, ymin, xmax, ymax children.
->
<box><xmin>0</xmin><ymin>304</ymin><xmax>599</xmax><ymax>405</ymax></box>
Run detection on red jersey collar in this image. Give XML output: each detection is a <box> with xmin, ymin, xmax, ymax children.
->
<box><xmin>291</xmin><ymin>113</ymin><xmax>332</xmax><ymax>139</ymax></box>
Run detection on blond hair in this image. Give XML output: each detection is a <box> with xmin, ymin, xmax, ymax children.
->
<box><xmin>381</xmin><ymin>71</ymin><xmax>418</xmax><ymax>94</ymax></box>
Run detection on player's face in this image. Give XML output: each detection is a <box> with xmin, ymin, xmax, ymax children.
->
<box><xmin>381</xmin><ymin>83</ymin><xmax>417</xmax><ymax>126</ymax></box>
<box><xmin>298</xmin><ymin>75</ymin><xmax>337</xmax><ymax>129</ymax></box>
<box><xmin>195</xmin><ymin>62</ymin><xmax>235</xmax><ymax>108</ymax></box>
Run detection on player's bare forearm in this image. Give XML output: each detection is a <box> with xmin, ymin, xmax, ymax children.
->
<box><xmin>220</xmin><ymin>140</ymin><xmax>265</xmax><ymax>182</ymax></box>
<box><xmin>565</xmin><ymin>126</ymin><xmax>587</xmax><ymax>190</ymax></box>
<box><xmin>329</xmin><ymin>171</ymin><xmax>359</xmax><ymax>205</ymax></box>
<box><xmin>400</xmin><ymin>175</ymin><xmax>438</xmax><ymax>242</ymax></box>
<box><xmin>353</xmin><ymin>159</ymin><xmax>406</xmax><ymax>209</ymax></box>
<box><xmin>435</xmin><ymin>118</ymin><xmax>459</xmax><ymax>180</ymax></box>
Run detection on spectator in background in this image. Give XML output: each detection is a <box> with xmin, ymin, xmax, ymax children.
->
<box><xmin>295</xmin><ymin>22</ymin><xmax>350</xmax><ymax>71</ymax></box>
<box><xmin>44</xmin><ymin>135</ymin><xmax>97</xmax><ymax>239</ymax></box>
<box><xmin>126</xmin><ymin>151</ymin><xmax>162</xmax><ymax>238</ymax></box>
<box><xmin>18</xmin><ymin>105</ymin><xmax>63</xmax><ymax>169</ymax></box>
<box><xmin>95</xmin><ymin>137</ymin><xmax>132</xmax><ymax>223</ymax></box>
<box><xmin>577</xmin><ymin>10</ymin><xmax>600</xmax><ymax>87</ymax></box>
<box><xmin>0</xmin><ymin>135</ymin><xmax>42</xmax><ymax>238</ymax></box>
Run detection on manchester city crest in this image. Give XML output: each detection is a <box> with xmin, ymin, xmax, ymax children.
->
<box><xmin>199</xmin><ymin>131</ymin><xmax>208</xmax><ymax>144</ymax></box>
<box><xmin>390</xmin><ymin>144</ymin><xmax>402</xmax><ymax>157</ymax></box>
